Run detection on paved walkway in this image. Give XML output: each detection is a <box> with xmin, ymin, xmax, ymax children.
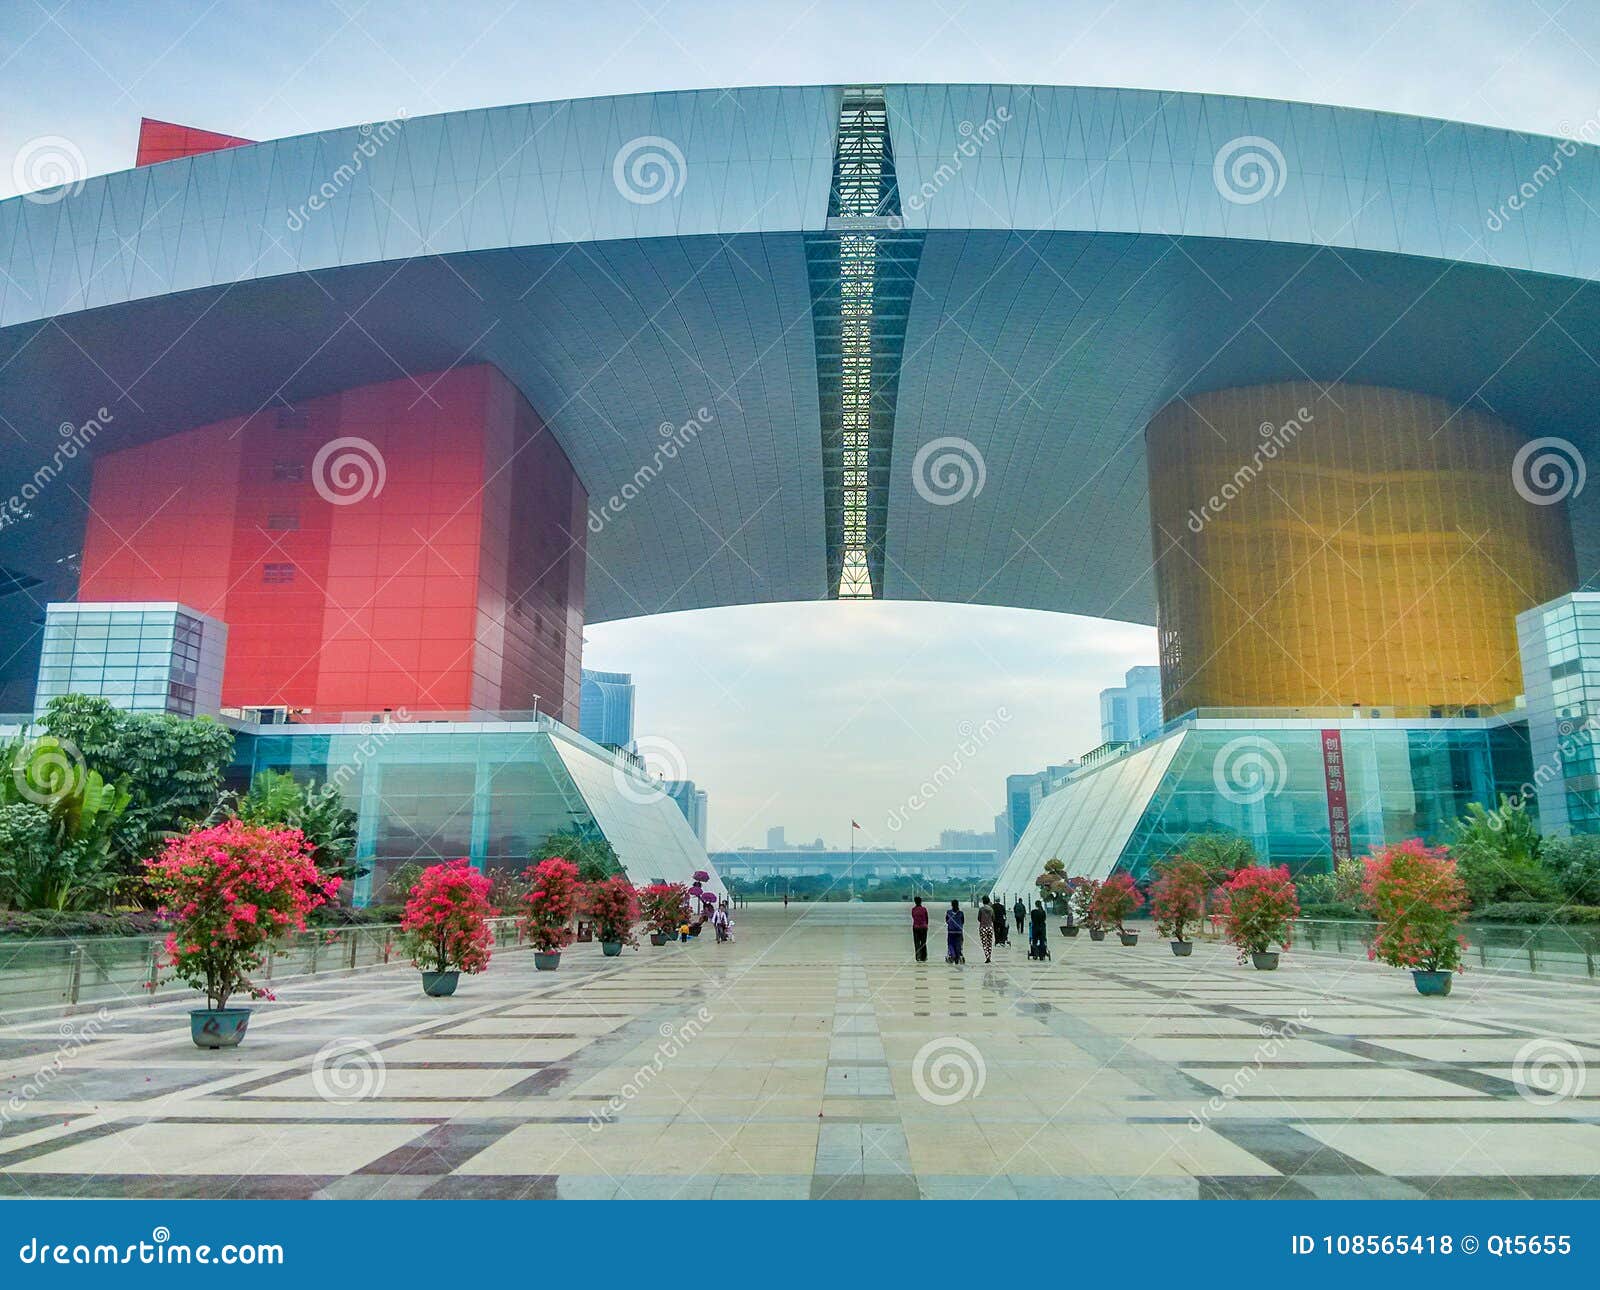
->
<box><xmin>0</xmin><ymin>906</ymin><xmax>1596</xmax><ymax>1199</ymax></box>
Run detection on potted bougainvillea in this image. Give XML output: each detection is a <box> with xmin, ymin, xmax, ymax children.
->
<box><xmin>1092</xmin><ymin>872</ymin><xmax>1145</xmax><ymax>945</ymax></box>
<box><xmin>520</xmin><ymin>857</ymin><xmax>581</xmax><ymax>969</ymax></box>
<box><xmin>1150</xmin><ymin>858</ymin><xmax>1209</xmax><ymax>956</ymax></box>
<box><xmin>1217</xmin><ymin>864</ymin><xmax>1299</xmax><ymax>969</ymax></box>
<box><xmin>1072</xmin><ymin>877</ymin><xmax>1105</xmax><ymax>940</ymax></box>
<box><xmin>1361</xmin><ymin>839</ymin><xmax>1470</xmax><ymax>996</ymax></box>
<box><xmin>399</xmin><ymin>859</ymin><xmax>497</xmax><ymax>996</ymax></box>
<box><xmin>639</xmin><ymin>882</ymin><xmax>687</xmax><ymax>946</ymax></box>
<box><xmin>143</xmin><ymin>820</ymin><xmax>335</xmax><ymax>1048</ymax></box>
<box><xmin>585</xmin><ymin>875</ymin><xmax>640</xmax><ymax>955</ymax></box>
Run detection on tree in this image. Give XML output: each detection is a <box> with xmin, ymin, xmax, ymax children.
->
<box><xmin>1150</xmin><ymin>859</ymin><xmax>1209</xmax><ymax>942</ymax></box>
<box><xmin>38</xmin><ymin>695</ymin><xmax>233</xmax><ymax>868</ymax></box>
<box><xmin>226</xmin><ymin>769</ymin><xmax>362</xmax><ymax>886</ymax></box>
<box><xmin>1541</xmin><ymin>834</ymin><xmax>1600</xmax><ymax>906</ymax></box>
<box><xmin>0</xmin><ymin>733</ymin><xmax>129</xmax><ymax>910</ymax></box>
<box><xmin>1174</xmin><ymin>832</ymin><xmax>1258</xmax><ymax>882</ymax></box>
<box><xmin>1447</xmin><ymin>798</ymin><xmax>1556</xmax><ymax>905</ymax></box>
<box><xmin>531</xmin><ymin>826</ymin><xmax>621</xmax><ymax>881</ymax></box>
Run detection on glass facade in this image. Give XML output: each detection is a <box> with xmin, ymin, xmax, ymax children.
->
<box><xmin>230</xmin><ymin>718</ymin><xmax>716</xmax><ymax>903</ymax></box>
<box><xmin>991</xmin><ymin>716</ymin><xmax>1532</xmax><ymax>894</ymax></box>
<box><xmin>578</xmin><ymin>669</ymin><xmax>635</xmax><ymax>748</ymax></box>
<box><xmin>1099</xmin><ymin>665</ymin><xmax>1163</xmax><ymax>744</ymax></box>
<box><xmin>1516</xmin><ymin>592</ymin><xmax>1600</xmax><ymax>834</ymax></box>
<box><xmin>1147</xmin><ymin>383</ymin><xmax>1575</xmax><ymax>715</ymax></box>
<box><xmin>35</xmin><ymin>602</ymin><xmax>225</xmax><ymax>717</ymax></box>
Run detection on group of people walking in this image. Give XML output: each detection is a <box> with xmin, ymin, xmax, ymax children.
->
<box><xmin>911</xmin><ymin>894</ymin><xmax>1050</xmax><ymax>965</ymax></box>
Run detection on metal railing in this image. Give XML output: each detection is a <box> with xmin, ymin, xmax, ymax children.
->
<box><xmin>0</xmin><ymin>916</ymin><xmax>528</xmax><ymax>1018</ymax></box>
<box><xmin>1294</xmin><ymin>918</ymin><xmax>1600</xmax><ymax>982</ymax></box>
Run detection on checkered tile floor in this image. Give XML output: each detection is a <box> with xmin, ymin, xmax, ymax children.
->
<box><xmin>1</xmin><ymin>907</ymin><xmax>1596</xmax><ymax>1199</ymax></box>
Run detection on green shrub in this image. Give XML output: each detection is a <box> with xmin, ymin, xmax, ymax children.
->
<box><xmin>1448</xmin><ymin>799</ymin><xmax>1559</xmax><ymax>904</ymax></box>
<box><xmin>1541</xmin><ymin>834</ymin><xmax>1600</xmax><ymax>905</ymax></box>
<box><xmin>1471</xmin><ymin>901</ymin><xmax>1600</xmax><ymax>925</ymax></box>
<box><xmin>1296</xmin><ymin>901</ymin><xmax>1367</xmax><ymax>920</ymax></box>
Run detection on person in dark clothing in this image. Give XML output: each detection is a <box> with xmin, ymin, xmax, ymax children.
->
<box><xmin>946</xmin><ymin>900</ymin><xmax>965</xmax><ymax>964</ymax></box>
<box><xmin>991</xmin><ymin>894</ymin><xmax>1009</xmax><ymax>947</ymax></box>
<box><xmin>977</xmin><ymin>898</ymin><xmax>995</xmax><ymax>962</ymax></box>
<box><xmin>911</xmin><ymin>896</ymin><xmax>929</xmax><ymax>962</ymax></box>
<box><xmin>1028</xmin><ymin>899</ymin><xmax>1049</xmax><ymax>959</ymax></box>
<box><xmin>1013</xmin><ymin>896</ymin><xmax>1026</xmax><ymax>936</ymax></box>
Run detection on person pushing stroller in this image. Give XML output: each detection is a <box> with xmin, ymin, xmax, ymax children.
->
<box><xmin>1028</xmin><ymin>899</ymin><xmax>1050</xmax><ymax>960</ymax></box>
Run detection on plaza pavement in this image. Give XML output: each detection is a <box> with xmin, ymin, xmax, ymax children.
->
<box><xmin>0</xmin><ymin>904</ymin><xmax>1596</xmax><ymax>1200</ymax></box>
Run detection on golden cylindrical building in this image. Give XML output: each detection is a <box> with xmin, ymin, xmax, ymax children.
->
<box><xmin>1146</xmin><ymin>382</ymin><xmax>1577</xmax><ymax>715</ymax></box>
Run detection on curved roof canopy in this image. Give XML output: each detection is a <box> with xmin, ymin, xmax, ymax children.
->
<box><xmin>2</xmin><ymin>83</ymin><xmax>1598</xmax><ymax>656</ymax></box>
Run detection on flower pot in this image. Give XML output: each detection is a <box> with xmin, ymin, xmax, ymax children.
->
<box><xmin>1059</xmin><ymin>924</ymin><xmax>1078</xmax><ymax>936</ymax></box>
<box><xmin>421</xmin><ymin>970</ymin><xmax>460</xmax><ymax>997</ymax></box>
<box><xmin>601</xmin><ymin>940</ymin><xmax>623</xmax><ymax>957</ymax></box>
<box><xmin>190</xmin><ymin>1008</ymin><xmax>251</xmax><ymax>1049</ymax></box>
<box><xmin>534</xmin><ymin>951</ymin><xmax>561</xmax><ymax>971</ymax></box>
<box><xmin>1170</xmin><ymin>940</ymin><xmax>1193</xmax><ymax>957</ymax></box>
<box><xmin>1088</xmin><ymin>928</ymin><xmax>1106</xmax><ymax>942</ymax></box>
<box><xmin>688</xmin><ymin>924</ymin><xmax>702</xmax><ymax>938</ymax></box>
<box><xmin>650</xmin><ymin>932</ymin><xmax>667</xmax><ymax>946</ymax></box>
<box><xmin>1118</xmin><ymin>931</ymin><xmax>1139</xmax><ymax>946</ymax></box>
<box><xmin>1412</xmin><ymin>969</ymin><xmax>1453</xmax><ymax>996</ymax></box>
<box><xmin>576</xmin><ymin>925</ymin><xmax>593</xmax><ymax>943</ymax></box>
<box><xmin>1250</xmin><ymin>951</ymin><xmax>1280</xmax><ymax>971</ymax></box>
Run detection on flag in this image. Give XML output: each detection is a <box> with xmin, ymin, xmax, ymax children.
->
<box><xmin>852</xmin><ymin>820</ymin><xmax>861</xmax><ymax>829</ymax></box>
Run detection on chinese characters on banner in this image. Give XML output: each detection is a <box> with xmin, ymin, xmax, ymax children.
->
<box><xmin>1320</xmin><ymin>729</ymin><xmax>1352</xmax><ymax>861</ymax></box>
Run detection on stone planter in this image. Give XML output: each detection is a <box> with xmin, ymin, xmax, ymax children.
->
<box><xmin>1118</xmin><ymin>931</ymin><xmax>1139</xmax><ymax>946</ymax></box>
<box><xmin>601</xmin><ymin>940</ymin><xmax>624</xmax><ymax>957</ymax></box>
<box><xmin>1088</xmin><ymin>928</ymin><xmax>1106</xmax><ymax>942</ymax></box>
<box><xmin>534</xmin><ymin>951</ymin><xmax>561</xmax><ymax>971</ymax></box>
<box><xmin>1170</xmin><ymin>940</ymin><xmax>1193</xmax><ymax>957</ymax></box>
<box><xmin>190</xmin><ymin>1008</ymin><xmax>251</xmax><ymax>1049</ymax></box>
<box><xmin>1059</xmin><ymin>924</ymin><xmax>1078</xmax><ymax>937</ymax></box>
<box><xmin>650</xmin><ymin>932</ymin><xmax>667</xmax><ymax>946</ymax></box>
<box><xmin>421</xmin><ymin>970</ymin><xmax>460</xmax><ymax>997</ymax></box>
<box><xmin>1250</xmin><ymin>950</ymin><xmax>1280</xmax><ymax>971</ymax></box>
<box><xmin>1412</xmin><ymin>969</ymin><xmax>1452</xmax><ymax>996</ymax></box>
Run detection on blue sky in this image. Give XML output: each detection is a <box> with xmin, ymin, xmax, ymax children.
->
<box><xmin>3</xmin><ymin>0</ymin><xmax>1595</xmax><ymax>849</ymax></box>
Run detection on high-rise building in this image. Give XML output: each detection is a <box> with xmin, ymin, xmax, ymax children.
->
<box><xmin>938</xmin><ymin>828</ymin><xmax>997</xmax><ymax>851</ymax></box>
<box><xmin>579</xmin><ymin>669</ymin><xmax>635</xmax><ymax>749</ymax></box>
<box><xmin>766</xmin><ymin>826</ymin><xmax>787</xmax><ymax>850</ymax></box>
<box><xmin>1099</xmin><ymin>665</ymin><xmax>1163</xmax><ymax>744</ymax></box>
<box><xmin>1517</xmin><ymin>592</ymin><xmax>1600</xmax><ymax>836</ymax></box>
<box><xmin>664</xmin><ymin>779</ymin><xmax>708</xmax><ymax>846</ymax></box>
